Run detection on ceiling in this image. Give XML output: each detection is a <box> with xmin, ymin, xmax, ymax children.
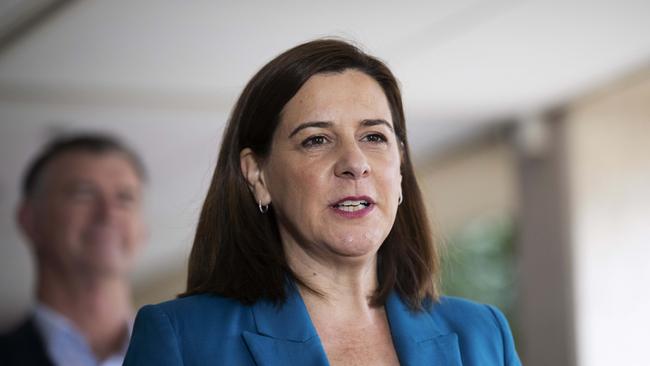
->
<box><xmin>1</xmin><ymin>0</ymin><xmax>649</xmax><ymax>152</ymax></box>
<box><xmin>0</xmin><ymin>0</ymin><xmax>648</xmax><ymax>303</ymax></box>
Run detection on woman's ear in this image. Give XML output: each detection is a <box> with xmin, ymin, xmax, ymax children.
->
<box><xmin>240</xmin><ymin>148</ymin><xmax>271</xmax><ymax>205</ymax></box>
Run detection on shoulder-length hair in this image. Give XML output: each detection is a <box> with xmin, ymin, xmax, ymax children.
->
<box><xmin>181</xmin><ymin>38</ymin><xmax>439</xmax><ymax>310</ymax></box>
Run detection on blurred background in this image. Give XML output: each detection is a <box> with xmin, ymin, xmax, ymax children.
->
<box><xmin>0</xmin><ymin>1</ymin><xmax>648</xmax><ymax>365</ymax></box>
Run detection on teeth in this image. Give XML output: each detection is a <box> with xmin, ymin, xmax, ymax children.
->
<box><xmin>335</xmin><ymin>200</ymin><xmax>370</xmax><ymax>211</ymax></box>
<box><xmin>337</xmin><ymin>205</ymin><xmax>367</xmax><ymax>212</ymax></box>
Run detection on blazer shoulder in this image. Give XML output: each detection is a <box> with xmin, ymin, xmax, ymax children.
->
<box><xmin>152</xmin><ymin>293</ymin><xmax>244</xmax><ymax>315</ymax></box>
<box><xmin>430</xmin><ymin>296</ymin><xmax>521</xmax><ymax>365</ymax></box>
<box><xmin>431</xmin><ymin>295</ymin><xmax>503</xmax><ymax>325</ymax></box>
<box><xmin>126</xmin><ymin>294</ymin><xmax>258</xmax><ymax>365</ymax></box>
<box><xmin>136</xmin><ymin>293</ymin><xmax>254</xmax><ymax>337</ymax></box>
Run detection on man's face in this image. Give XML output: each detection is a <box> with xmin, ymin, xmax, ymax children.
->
<box><xmin>20</xmin><ymin>151</ymin><xmax>146</xmax><ymax>278</ymax></box>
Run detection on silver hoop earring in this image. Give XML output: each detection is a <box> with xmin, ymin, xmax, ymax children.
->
<box><xmin>258</xmin><ymin>200</ymin><xmax>269</xmax><ymax>214</ymax></box>
<box><xmin>398</xmin><ymin>193</ymin><xmax>403</xmax><ymax>205</ymax></box>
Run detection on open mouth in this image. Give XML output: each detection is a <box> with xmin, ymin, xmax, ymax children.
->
<box><xmin>333</xmin><ymin>199</ymin><xmax>371</xmax><ymax>212</ymax></box>
<box><xmin>331</xmin><ymin>196</ymin><xmax>375</xmax><ymax>214</ymax></box>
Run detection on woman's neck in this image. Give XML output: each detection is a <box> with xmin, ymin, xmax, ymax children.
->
<box><xmin>287</xmin><ymin>243</ymin><xmax>400</xmax><ymax>366</ymax></box>
<box><xmin>285</xmin><ymin>238</ymin><xmax>379</xmax><ymax>318</ymax></box>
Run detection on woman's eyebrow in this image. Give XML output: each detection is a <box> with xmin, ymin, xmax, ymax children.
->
<box><xmin>288</xmin><ymin>119</ymin><xmax>393</xmax><ymax>138</ymax></box>
<box><xmin>288</xmin><ymin>121</ymin><xmax>332</xmax><ymax>138</ymax></box>
<box><xmin>361</xmin><ymin>119</ymin><xmax>394</xmax><ymax>131</ymax></box>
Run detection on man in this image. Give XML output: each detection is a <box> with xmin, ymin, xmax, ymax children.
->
<box><xmin>0</xmin><ymin>134</ymin><xmax>148</xmax><ymax>366</ymax></box>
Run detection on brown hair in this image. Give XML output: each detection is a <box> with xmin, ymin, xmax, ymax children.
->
<box><xmin>22</xmin><ymin>133</ymin><xmax>146</xmax><ymax>199</ymax></box>
<box><xmin>182</xmin><ymin>38</ymin><xmax>439</xmax><ymax>310</ymax></box>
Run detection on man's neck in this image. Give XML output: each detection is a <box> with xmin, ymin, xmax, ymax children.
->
<box><xmin>36</xmin><ymin>269</ymin><xmax>133</xmax><ymax>361</ymax></box>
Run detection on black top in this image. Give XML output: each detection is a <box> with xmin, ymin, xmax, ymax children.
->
<box><xmin>0</xmin><ymin>317</ymin><xmax>53</xmax><ymax>366</ymax></box>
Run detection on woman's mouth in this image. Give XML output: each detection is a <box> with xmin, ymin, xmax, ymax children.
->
<box><xmin>333</xmin><ymin>199</ymin><xmax>370</xmax><ymax>212</ymax></box>
<box><xmin>331</xmin><ymin>196</ymin><xmax>375</xmax><ymax>218</ymax></box>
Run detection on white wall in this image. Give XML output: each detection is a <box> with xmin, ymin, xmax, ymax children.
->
<box><xmin>565</xmin><ymin>69</ymin><xmax>650</xmax><ymax>366</ymax></box>
<box><xmin>417</xmin><ymin>136</ymin><xmax>517</xmax><ymax>237</ymax></box>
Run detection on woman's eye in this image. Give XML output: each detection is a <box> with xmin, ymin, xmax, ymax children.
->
<box><xmin>301</xmin><ymin>135</ymin><xmax>329</xmax><ymax>148</ymax></box>
<box><xmin>363</xmin><ymin>133</ymin><xmax>387</xmax><ymax>143</ymax></box>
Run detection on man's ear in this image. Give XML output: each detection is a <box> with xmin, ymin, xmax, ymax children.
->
<box><xmin>240</xmin><ymin>148</ymin><xmax>271</xmax><ymax>205</ymax></box>
<box><xmin>16</xmin><ymin>200</ymin><xmax>37</xmax><ymax>245</ymax></box>
<box><xmin>135</xmin><ymin>213</ymin><xmax>149</xmax><ymax>253</ymax></box>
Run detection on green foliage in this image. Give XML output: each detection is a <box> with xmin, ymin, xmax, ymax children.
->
<box><xmin>441</xmin><ymin>216</ymin><xmax>517</xmax><ymax>318</ymax></box>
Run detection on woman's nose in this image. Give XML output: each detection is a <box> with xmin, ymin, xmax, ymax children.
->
<box><xmin>334</xmin><ymin>140</ymin><xmax>371</xmax><ymax>179</ymax></box>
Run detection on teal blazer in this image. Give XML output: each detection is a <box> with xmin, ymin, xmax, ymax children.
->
<box><xmin>124</xmin><ymin>285</ymin><xmax>521</xmax><ymax>365</ymax></box>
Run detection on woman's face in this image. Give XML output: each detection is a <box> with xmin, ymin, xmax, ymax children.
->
<box><xmin>259</xmin><ymin>69</ymin><xmax>402</xmax><ymax>264</ymax></box>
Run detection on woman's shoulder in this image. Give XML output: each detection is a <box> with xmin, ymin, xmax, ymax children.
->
<box><xmin>149</xmin><ymin>293</ymin><xmax>243</xmax><ymax>312</ymax></box>
<box><xmin>432</xmin><ymin>295</ymin><xmax>503</xmax><ymax>316</ymax></box>
<box><xmin>426</xmin><ymin>296</ymin><xmax>520</xmax><ymax>364</ymax></box>
<box><xmin>428</xmin><ymin>295</ymin><xmax>512</xmax><ymax>334</ymax></box>
<box><xmin>127</xmin><ymin>294</ymin><xmax>260</xmax><ymax>365</ymax></box>
<box><xmin>135</xmin><ymin>293</ymin><xmax>254</xmax><ymax>335</ymax></box>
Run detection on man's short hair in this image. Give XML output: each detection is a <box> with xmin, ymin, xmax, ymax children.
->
<box><xmin>22</xmin><ymin>134</ymin><xmax>147</xmax><ymax>199</ymax></box>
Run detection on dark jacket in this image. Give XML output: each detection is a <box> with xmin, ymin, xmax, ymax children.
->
<box><xmin>0</xmin><ymin>317</ymin><xmax>54</xmax><ymax>366</ymax></box>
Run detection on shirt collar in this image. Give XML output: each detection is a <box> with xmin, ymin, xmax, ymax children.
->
<box><xmin>33</xmin><ymin>302</ymin><xmax>132</xmax><ymax>366</ymax></box>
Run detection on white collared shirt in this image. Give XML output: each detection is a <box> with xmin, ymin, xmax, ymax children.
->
<box><xmin>32</xmin><ymin>303</ymin><xmax>131</xmax><ymax>366</ymax></box>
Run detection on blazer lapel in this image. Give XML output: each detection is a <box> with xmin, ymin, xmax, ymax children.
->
<box><xmin>385</xmin><ymin>292</ymin><xmax>462</xmax><ymax>366</ymax></box>
<box><xmin>242</xmin><ymin>284</ymin><xmax>329</xmax><ymax>366</ymax></box>
<box><xmin>242</xmin><ymin>285</ymin><xmax>461</xmax><ymax>366</ymax></box>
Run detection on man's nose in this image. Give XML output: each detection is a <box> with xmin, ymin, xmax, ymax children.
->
<box><xmin>94</xmin><ymin>195</ymin><xmax>118</xmax><ymax>222</ymax></box>
<box><xmin>333</xmin><ymin>139</ymin><xmax>371</xmax><ymax>179</ymax></box>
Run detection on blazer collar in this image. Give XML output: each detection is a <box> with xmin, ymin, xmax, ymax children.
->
<box><xmin>248</xmin><ymin>282</ymin><xmax>318</xmax><ymax>342</ymax></box>
<box><xmin>242</xmin><ymin>284</ymin><xmax>461</xmax><ymax>366</ymax></box>
<box><xmin>385</xmin><ymin>292</ymin><xmax>462</xmax><ymax>366</ymax></box>
<box><xmin>242</xmin><ymin>282</ymin><xmax>329</xmax><ymax>366</ymax></box>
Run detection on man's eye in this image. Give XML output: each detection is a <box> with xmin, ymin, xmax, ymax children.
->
<box><xmin>301</xmin><ymin>135</ymin><xmax>329</xmax><ymax>147</ymax></box>
<box><xmin>363</xmin><ymin>133</ymin><xmax>387</xmax><ymax>143</ymax></box>
<box><xmin>69</xmin><ymin>187</ymin><xmax>95</xmax><ymax>200</ymax></box>
<box><xmin>117</xmin><ymin>192</ymin><xmax>136</xmax><ymax>205</ymax></box>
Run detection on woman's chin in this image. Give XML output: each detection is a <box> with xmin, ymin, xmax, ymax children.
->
<box><xmin>325</xmin><ymin>230</ymin><xmax>386</xmax><ymax>259</ymax></box>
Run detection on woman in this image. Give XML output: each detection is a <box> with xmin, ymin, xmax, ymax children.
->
<box><xmin>124</xmin><ymin>39</ymin><xmax>521</xmax><ymax>366</ymax></box>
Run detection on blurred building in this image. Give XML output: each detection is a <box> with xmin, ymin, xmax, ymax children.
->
<box><xmin>1</xmin><ymin>2</ymin><xmax>648</xmax><ymax>365</ymax></box>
